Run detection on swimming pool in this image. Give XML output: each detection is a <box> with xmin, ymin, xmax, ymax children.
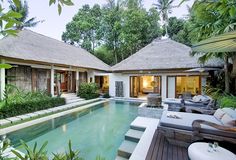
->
<box><xmin>6</xmin><ymin>100</ymin><xmax>140</xmax><ymax>160</ymax></box>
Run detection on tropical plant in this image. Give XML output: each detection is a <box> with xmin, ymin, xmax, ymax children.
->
<box><xmin>189</xmin><ymin>0</ymin><xmax>236</xmax><ymax>93</ymax></box>
<box><xmin>8</xmin><ymin>0</ymin><xmax>43</xmax><ymax>30</ymax></box>
<box><xmin>12</xmin><ymin>140</ymin><xmax>48</xmax><ymax>160</ymax></box>
<box><xmin>52</xmin><ymin>140</ymin><xmax>83</xmax><ymax>160</ymax></box>
<box><xmin>77</xmin><ymin>83</ymin><xmax>99</xmax><ymax>100</ymax></box>
<box><xmin>219</xmin><ymin>95</ymin><xmax>236</xmax><ymax>109</ymax></box>
<box><xmin>0</xmin><ymin>138</ymin><xmax>13</xmax><ymax>160</ymax></box>
<box><xmin>154</xmin><ymin>0</ymin><xmax>175</xmax><ymax>37</ymax></box>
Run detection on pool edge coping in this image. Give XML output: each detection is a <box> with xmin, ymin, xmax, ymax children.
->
<box><xmin>0</xmin><ymin>99</ymin><xmax>109</xmax><ymax>136</ymax></box>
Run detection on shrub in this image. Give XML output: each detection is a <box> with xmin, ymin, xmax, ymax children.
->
<box><xmin>219</xmin><ymin>96</ymin><xmax>236</xmax><ymax>109</ymax></box>
<box><xmin>78</xmin><ymin>83</ymin><xmax>99</xmax><ymax>100</ymax></box>
<box><xmin>103</xmin><ymin>93</ymin><xmax>110</xmax><ymax>98</ymax></box>
<box><xmin>0</xmin><ymin>91</ymin><xmax>65</xmax><ymax>119</ymax></box>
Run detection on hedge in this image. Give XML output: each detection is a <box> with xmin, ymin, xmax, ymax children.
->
<box><xmin>0</xmin><ymin>97</ymin><xmax>66</xmax><ymax>119</ymax></box>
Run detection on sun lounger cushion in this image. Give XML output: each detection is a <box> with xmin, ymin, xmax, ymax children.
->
<box><xmin>222</xmin><ymin>108</ymin><xmax>236</xmax><ymax>119</ymax></box>
<box><xmin>221</xmin><ymin>113</ymin><xmax>236</xmax><ymax>126</ymax></box>
<box><xmin>160</xmin><ymin>111</ymin><xmax>236</xmax><ymax>138</ymax></box>
<box><xmin>214</xmin><ymin>109</ymin><xmax>226</xmax><ymax>120</ymax></box>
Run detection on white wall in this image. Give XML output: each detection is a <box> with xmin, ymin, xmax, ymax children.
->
<box><xmin>109</xmin><ymin>73</ymin><xmax>130</xmax><ymax>97</ymax></box>
<box><xmin>109</xmin><ymin>72</ymin><xmax>209</xmax><ymax>99</ymax></box>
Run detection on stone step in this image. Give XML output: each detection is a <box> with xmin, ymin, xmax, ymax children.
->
<box><xmin>130</xmin><ymin>125</ymin><xmax>146</xmax><ymax>132</ymax></box>
<box><xmin>115</xmin><ymin>156</ymin><xmax>128</xmax><ymax>160</ymax></box>
<box><xmin>117</xmin><ymin>140</ymin><xmax>137</xmax><ymax>159</ymax></box>
<box><xmin>125</xmin><ymin>129</ymin><xmax>144</xmax><ymax>143</ymax></box>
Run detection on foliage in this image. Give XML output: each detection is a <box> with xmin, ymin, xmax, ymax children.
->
<box><xmin>166</xmin><ymin>17</ymin><xmax>191</xmax><ymax>46</ymax></box>
<box><xmin>219</xmin><ymin>96</ymin><xmax>236</xmax><ymax>109</ymax></box>
<box><xmin>204</xmin><ymin>85</ymin><xmax>226</xmax><ymax>100</ymax></box>
<box><xmin>77</xmin><ymin>83</ymin><xmax>99</xmax><ymax>100</ymax></box>
<box><xmin>0</xmin><ymin>0</ymin><xmax>73</xmax><ymax>38</ymax></box>
<box><xmin>154</xmin><ymin>0</ymin><xmax>175</xmax><ymax>36</ymax></box>
<box><xmin>48</xmin><ymin>0</ymin><xmax>74</xmax><ymax>15</ymax></box>
<box><xmin>8</xmin><ymin>0</ymin><xmax>43</xmax><ymax>30</ymax></box>
<box><xmin>188</xmin><ymin>0</ymin><xmax>236</xmax><ymax>93</ymax></box>
<box><xmin>63</xmin><ymin>0</ymin><xmax>162</xmax><ymax>65</ymax></box>
<box><xmin>0</xmin><ymin>2</ymin><xmax>22</xmax><ymax>36</ymax></box>
<box><xmin>0</xmin><ymin>138</ymin><xmax>12</xmax><ymax>160</ymax></box>
<box><xmin>52</xmin><ymin>140</ymin><xmax>83</xmax><ymax>160</ymax></box>
<box><xmin>102</xmin><ymin>93</ymin><xmax>110</xmax><ymax>98</ymax></box>
<box><xmin>0</xmin><ymin>90</ymin><xmax>66</xmax><ymax>118</ymax></box>
<box><xmin>62</xmin><ymin>4</ymin><xmax>103</xmax><ymax>53</ymax></box>
<box><xmin>12</xmin><ymin>140</ymin><xmax>48</xmax><ymax>160</ymax></box>
<box><xmin>94</xmin><ymin>46</ymin><xmax>114</xmax><ymax>65</ymax></box>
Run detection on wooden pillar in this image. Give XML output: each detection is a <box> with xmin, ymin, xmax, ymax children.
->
<box><xmin>50</xmin><ymin>65</ymin><xmax>54</xmax><ymax>96</ymax></box>
<box><xmin>0</xmin><ymin>59</ymin><xmax>5</xmax><ymax>100</ymax></box>
<box><xmin>76</xmin><ymin>70</ymin><xmax>79</xmax><ymax>93</ymax></box>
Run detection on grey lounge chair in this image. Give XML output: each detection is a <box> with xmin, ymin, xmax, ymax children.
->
<box><xmin>158</xmin><ymin>110</ymin><xmax>236</xmax><ymax>147</ymax></box>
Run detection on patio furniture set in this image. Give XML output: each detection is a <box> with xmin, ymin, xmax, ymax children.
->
<box><xmin>147</xmin><ymin>95</ymin><xmax>236</xmax><ymax>160</ymax></box>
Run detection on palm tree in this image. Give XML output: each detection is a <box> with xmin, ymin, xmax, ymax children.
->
<box><xmin>154</xmin><ymin>0</ymin><xmax>174</xmax><ymax>37</ymax></box>
<box><xmin>8</xmin><ymin>0</ymin><xmax>43</xmax><ymax>30</ymax></box>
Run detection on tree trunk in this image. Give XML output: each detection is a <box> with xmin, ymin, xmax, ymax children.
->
<box><xmin>224</xmin><ymin>55</ymin><xmax>230</xmax><ymax>93</ymax></box>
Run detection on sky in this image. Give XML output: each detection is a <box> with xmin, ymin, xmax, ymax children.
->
<box><xmin>24</xmin><ymin>0</ymin><xmax>194</xmax><ymax>41</ymax></box>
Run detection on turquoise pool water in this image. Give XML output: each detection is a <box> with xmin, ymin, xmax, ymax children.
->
<box><xmin>7</xmin><ymin>100</ymin><xmax>140</xmax><ymax>160</ymax></box>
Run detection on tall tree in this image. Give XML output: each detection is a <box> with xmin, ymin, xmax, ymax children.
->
<box><xmin>62</xmin><ymin>4</ymin><xmax>103</xmax><ymax>53</ymax></box>
<box><xmin>101</xmin><ymin>0</ymin><xmax>123</xmax><ymax>64</ymax></box>
<box><xmin>154</xmin><ymin>0</ymin><xmax>174</xmax><ymax>37</ymax></box>
<box><xmin>167</xmin><ymin>17</ymin><xmax>191</xmax><ymax>46</ymax></box>
<box><xmin>8</xmin><ymin>0</ymin><xmax>42</xmax><ymax>30</ymax></box>
<box><xmin>189</xmin><ymin>0</ymin><xmax>236</xmax><ymax>93</ymax></box>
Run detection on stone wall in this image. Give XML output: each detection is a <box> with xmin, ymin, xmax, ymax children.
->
<box><xmin>6</xmin><ymin>65</ymin><xmax>32</xmax><ymax>91</ymax></box>
<box><xmin>6</xmin><ymin>65</ymin><xmax>50</xmax><ymax>92</ymax></box>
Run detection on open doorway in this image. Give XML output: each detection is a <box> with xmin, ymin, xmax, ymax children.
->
<box><xmin>55</xmin><ymin>71</ymin><xmax>76</xmax><ymax>94</ymax></box>
<box><xmin>95</xmin><ymin>76</ymin><xmax>109</xmax><ymax>93</ymax></box>
<box><xmin>130</xmin><ymin>76</ymin><xmax>161</xmax><ymax>98</ymax></box>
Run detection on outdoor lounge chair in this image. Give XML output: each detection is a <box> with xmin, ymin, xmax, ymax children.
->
<box><xmin>158</xmin><ymin>108</ymin><xmax>236</xmax><ymax>147</ymax></box>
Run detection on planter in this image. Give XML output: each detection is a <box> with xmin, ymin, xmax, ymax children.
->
<box><xmin>138</xmin><ymin>103</ymin><xmax>164</xmax><ymax>119</ymax></box>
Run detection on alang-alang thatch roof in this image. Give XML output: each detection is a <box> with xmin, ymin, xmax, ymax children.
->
<box><xmin>111</xmin><ymin>39</ymin><xmax>223</xmax><ymax>72</ymax></box>
<box><xmin>0</xmin><ymin>30</ymin><xmax>110</xmax><ymax>71</ymax></box>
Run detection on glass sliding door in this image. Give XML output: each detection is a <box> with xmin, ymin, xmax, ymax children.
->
<box><xmin>130</xmin><ymin>75</ymin><xmax>161</xmax><ymax>98</ymax></box>
<box><xmin>176</xmin><ymin>76</ymin><xmax>201</xmax><ymax>97</ymax></box>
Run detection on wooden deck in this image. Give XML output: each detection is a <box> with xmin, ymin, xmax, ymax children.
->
<box><xmin>146</xmin><ymin>129</ymin><xmax>189</xmax><ymax>160</ymax></box>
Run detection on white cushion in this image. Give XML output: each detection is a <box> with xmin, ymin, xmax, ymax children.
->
<box><xmin>221</xmin><ymin>114</ymin><xmax>236</xmax><ymax>126</ymax></box>
<box><xmin>213</xmin><ymin>109</ymin><xmax>225</xmax><ymax>120</ymax></box>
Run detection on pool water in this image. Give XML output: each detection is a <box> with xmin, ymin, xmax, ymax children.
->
<box><xmin>7</xmin><ymin>100</ymin><xmax>140</xmax><ymax>160</ymax></box>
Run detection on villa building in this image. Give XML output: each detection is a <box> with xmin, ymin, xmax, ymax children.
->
<box><xmin>109</xmin><ymin>39</ymin><xmax>222</xmax><ymax>99</ymax></box>
<box><xmin>0</xmin><ymin>30</ymin><xmax>110</xmax><ymax>100</ymax></box>
<box><xmin>0</xmin><ymin>30</ymin><xmax>222</xmax><ymax>100</ymax></box>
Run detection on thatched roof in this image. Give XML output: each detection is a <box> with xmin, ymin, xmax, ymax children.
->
<box><xmin>112</xmin><ymin>39</ymin><xmax>223</xmax><ymax>72</ymax></box>
<box><xmin>0</xmin><ymin>30</ymin><xmax>110</xmax><ymax>71</ymax></box>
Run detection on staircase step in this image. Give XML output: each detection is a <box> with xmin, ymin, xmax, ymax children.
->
<box><xmin>125</xmin><ymin>129</ymin><xmax>144</xmax><ymax>143</ymax></box>
<box><xmin>117</xmin><ymin>140</ymin><xmax>137</xmax><ymax>159</ymax></box>
<box><xmin>130</xmin><ymin>125</ymin><xmax>145</xmax><ymax>132</ymax></box>
<box><xmin>115</xmin><ymin>156</ymin><xmax>128</xmax><ymax>160</ymax></box>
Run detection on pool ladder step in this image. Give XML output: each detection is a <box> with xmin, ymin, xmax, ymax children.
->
<box><xmin>125</xmin><ymin>129</ymin><xmax>144</xmax><ymax>143</ymax></box>
<box><xmin>117</xmin><ymin>140</ymin><xmax>137</xmax><ymax>159</ymax></box>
